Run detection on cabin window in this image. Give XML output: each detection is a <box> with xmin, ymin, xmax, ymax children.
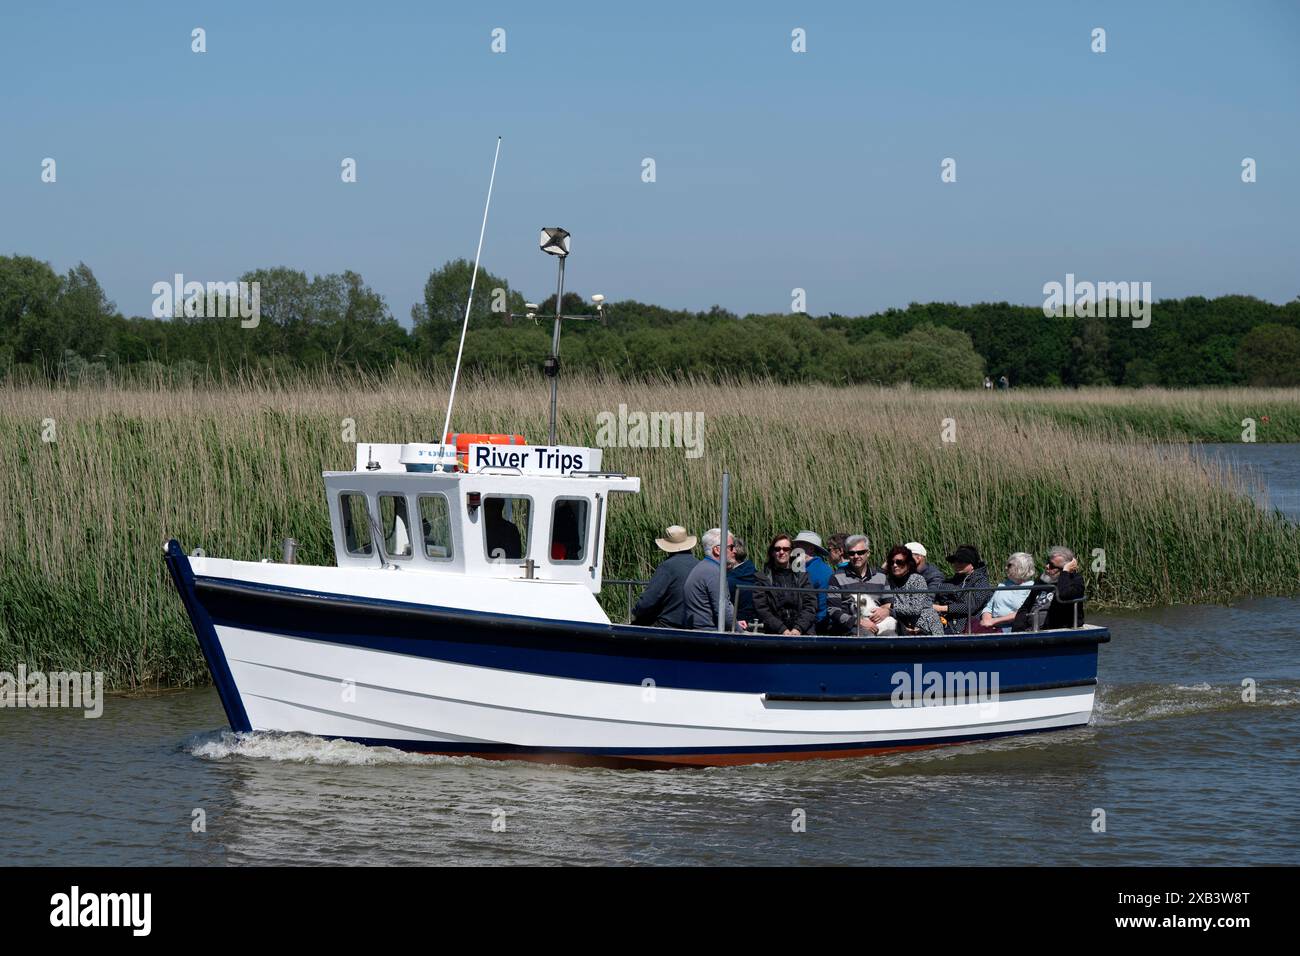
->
<box><xmin>418</xmin><ymin>494</ymin><xmax>454</xmax><ymax>560</ymax></box>
<box><xmin>482</xmin><ymin>495</ymin><xmax>530</xmax><ymax>562</ymax></box>
<box><xmin>549</xmin><ymin>497</ymin><xmax>589</xmax><ymax>564</ymax></box>
<box><xmin>378</xmin><ymin>494</ymin><xmax>412</xmax><ymax>558</ymax></box>
<box><xmin>340</xmin><ymin>492</ymin><xmax>373</xmax><ymax>556</ymax></box>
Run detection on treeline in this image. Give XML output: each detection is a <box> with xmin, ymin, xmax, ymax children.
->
<box><xmin>2</xmin><ymin>254</ymin><xmax>1299</xmax><ymax>387</ymax></box>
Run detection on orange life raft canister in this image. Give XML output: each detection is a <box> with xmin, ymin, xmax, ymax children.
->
<box><xmin>444</xmin><ymin>432</ymin><xmax>526</xmax><ymax>471</ymax></box>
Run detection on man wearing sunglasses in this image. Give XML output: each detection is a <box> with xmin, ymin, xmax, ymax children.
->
<box><xmin>1012</xmin><ymin>546</ymin><xmax>1086</xmax><ymax>631</ymax></box>
<box><xmin>825</xmin><ymin>535</ymin><xmax>889</xmax><ymax>636</ymax></box>
<box><xmin>684</xmin><ymin>527</ymin><xmax>748</xmax><ymax>631</ymax></box>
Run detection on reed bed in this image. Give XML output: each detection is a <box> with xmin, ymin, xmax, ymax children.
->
<box><xmin>2</xmin><ymin>372</ymin><xmax>1298</xmax><ymax>688</ymax></box>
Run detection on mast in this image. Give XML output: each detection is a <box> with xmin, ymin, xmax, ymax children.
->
<box><xmin>517</xmin><ymin>229</ymin><xmax>607</xmax><ymax>447</ymax></box>
<box><xmin>441</xmin><ymin>137</ymin><xmax>502</xmax><ymax>447</ymax></box>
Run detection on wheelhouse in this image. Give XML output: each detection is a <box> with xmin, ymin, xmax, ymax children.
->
<box><xmin>323</xmin><ymin>441</ymin><xmax>639</xmax><ymax>593</ymax></box>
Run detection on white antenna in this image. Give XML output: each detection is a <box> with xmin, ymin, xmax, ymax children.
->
<box><xmin>440</xmin><ymin>136</ymin><xmax>502</xmax><ymax>446</ymax></box>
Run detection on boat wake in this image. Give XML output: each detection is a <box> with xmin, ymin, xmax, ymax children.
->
<box><xmin>177</xmin><ymin>681</ymin><xmax>1298</xmax><ymax>770</ymax></box>
<box><xmin>1093</xmin><ymin>680</ymin><xmax>1300</xmax><ymax>726</ymax></box>
<box><xmin>183</xmin><ymin>729</ymin><xmax>473</xmax><ymax>766</ymax></box>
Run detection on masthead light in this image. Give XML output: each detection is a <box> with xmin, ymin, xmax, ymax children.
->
<box><xmin>540</xmin><ymin>227</ymin><xmax>571</xmax><ymax>258</ymax></box>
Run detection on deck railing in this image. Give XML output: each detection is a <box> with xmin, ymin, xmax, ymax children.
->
<box><xmin>603</xmin><ymin>577</ymin><xmax>1085</xmax><ymax>634</ymax></box>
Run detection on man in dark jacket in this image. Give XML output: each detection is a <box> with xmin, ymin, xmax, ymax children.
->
<box><xmin>935</xmin><ymin>544</ymin><xmax>995</xmax><ymax>635</ymax></box>
<box><xmin>632</xmin><ymin>525</ymin><xmax>698</xmax><ymax>628</ymax></box>
<box><xmin>905</xmin><ymin>541</ymin><xmax>946</xmax><ymax>592</ymax></box>
<box><xmin>726</xmin><ymin>538</ymin><xmax>762</xmax><ymax>624</ymax></box>
<box><xmin>826</xmin><ymin>535</ymin><xmax>889</xmax><ymax>635</ymax></box>
<box><xmin>1012</xmin><ymin>546</ymin><xmax>1086</xmax><ymax>631</ymax></box>
<box><xmin>753</xmin><ymin>534</ymin><xmax>817</xmax><ymax>635</ymax></box>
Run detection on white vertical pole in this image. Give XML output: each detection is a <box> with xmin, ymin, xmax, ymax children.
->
<box><xmin>717</xmin><ymin>471</ymin><xmax>730</xmax><ymax>632</ymax></box>
<box><xmin>441</xmin><ymin>137</ymin><xmax>502</xmax><ymax>445</ymax></box>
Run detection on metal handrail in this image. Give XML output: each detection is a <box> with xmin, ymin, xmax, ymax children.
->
<box><xmin>604</xmin><ymin>578</ymin><xmax>649</xmax><ymax>624</ymax></box>
<box><xmin>733</xmin><ymin>579</ymin><xmax>1042</xmax><ymax>637</ymax></box>
<box><xmin>605</xmin><ymin>576</ymin><xmax>1085</xmax><ymax>634</ymax></box>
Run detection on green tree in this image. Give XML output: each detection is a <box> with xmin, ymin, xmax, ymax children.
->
<box><xmin>57</xmin><ymin>262</ymin><xmax>118</xmax><ymax>359</ymax></box>
<box><xmin>1068</xmin><ymin>316</ymin><xmax>1112</xmax><ymax>386</ymax></box>
<box><xmin>415</xmin><ymin>259</ymin><xmax>523</xmax><ymax>358</ymax></box>
<box><xmin>890</xmin><ymin>324</ymin><xmax>986</xmax><ymax>388</ymax></box>
<box><xmin>0</xmin><ymin>255</ymin><xmax>64</xmax><ymax>371</ymax></box>
<box><xmin>1235</xmin><ymin>324</ymin><xmax>1300</xmax><ymax>386</ymax></box>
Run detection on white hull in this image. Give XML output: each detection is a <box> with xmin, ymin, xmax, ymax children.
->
<box><xmin>165</xmin><ymin>542</ymin><xmax>1107</xmax><ymax>768</ymax></box>
<box><xmin>218</xmin><ymin>624</ymin><xmax>1094</xmax><ymax>761</ymax></box>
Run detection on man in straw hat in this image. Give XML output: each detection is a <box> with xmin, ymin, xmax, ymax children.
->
<box><xmin>632</xmin><ymin>525</ymin><xmax>699</xmax><ymax>629</ymax></box>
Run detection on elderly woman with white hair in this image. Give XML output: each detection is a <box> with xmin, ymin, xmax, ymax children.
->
<box><xmin>979</xmin><ymin>552</ymin><xmax>1037</xmax><ymax>633</ymax></box>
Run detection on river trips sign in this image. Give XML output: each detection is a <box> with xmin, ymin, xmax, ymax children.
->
<box><xmin>466</xmin><ymin>444</ymin><xmax>603</xmax><ymax>475</ymax></box>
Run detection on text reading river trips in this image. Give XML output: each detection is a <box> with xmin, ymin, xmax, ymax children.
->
<box><xmin>469</xmin><ymin>444</ymin><xmax>595</xmax><ymax>474</ymax></box>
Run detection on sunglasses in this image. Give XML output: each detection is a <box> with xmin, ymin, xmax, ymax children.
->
<box><xmin>890</xmin><ymin>559</ymin><xmax>909</xmax><ymax>567</ymax></box>
<box><xmin>847</xmin><ymin>549</ymin><xmax>869</xmax><ymax>557</ymax></box>
<box><xmin>772</xmin><ymin>545</ymin><xmax>791</xmax><ymax>553</ymax></box>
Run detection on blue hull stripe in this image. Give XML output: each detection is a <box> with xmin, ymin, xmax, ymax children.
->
<box><xmin>180</xmin><ymin>561</ymin><xmax>1106</xmax><ymax>699</ymax></box>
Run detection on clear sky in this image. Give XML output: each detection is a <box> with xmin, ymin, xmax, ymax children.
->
<box><xmin>2</xmin><ymin>1</ymin><xmax>1297</xmax><ymax>321</ymax></box>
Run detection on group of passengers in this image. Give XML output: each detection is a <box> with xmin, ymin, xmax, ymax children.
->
<box><xmin>631</xmin><ymin>526</ymin><xmax>1085</xmax><ymax>636</ymax></box>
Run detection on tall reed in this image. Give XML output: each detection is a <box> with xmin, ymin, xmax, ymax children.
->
<box><xmin>2</xmin><ymin>372</ymin><xmax>1297</xmax><ymax>688</ymax></box>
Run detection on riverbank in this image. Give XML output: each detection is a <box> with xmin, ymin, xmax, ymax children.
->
<box><xmin>2</xmin><ymin>376</ymin><xmax>1298</xmax><ymax>688</ymax></box>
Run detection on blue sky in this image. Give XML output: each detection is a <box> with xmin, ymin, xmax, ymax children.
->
<box><xmin>2</xmin><ymin>1</ymin><xmax>1297</xmax><ymax>321</ymax></box>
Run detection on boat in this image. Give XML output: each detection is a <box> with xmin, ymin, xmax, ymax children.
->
<box><xmin>163</xmin><ymin>143</ymin><xmax>1109</xmax><ymax>768</ymax></box>
<box><xmin>163</xmin><ymin>433</ymin><xmax>1109</xmax><ymax>768</ymax></box>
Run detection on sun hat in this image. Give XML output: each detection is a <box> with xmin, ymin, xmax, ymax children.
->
<box><xmin>655</xmin><ymin>525</ymin><xmax>697</xmax><ymax>553</ymax></box>
<box><xmin>904</xmin><ymin>541</ymin><xmax>927</xmax><ymax>557</ymax></box>
<box><xmin>945</xmin><ymin>544</ymin><xmax>981</xmax><ymax>566</ymax></box>
<box><xmin>792</xmin><ymin>530</ymin><xmax>828</xmax><ymax>558</ymax></box>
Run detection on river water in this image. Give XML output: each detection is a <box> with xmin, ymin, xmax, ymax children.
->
<box><xmin>1195</xmin><ymin>442</ymin><xmax>1300</xmax><ymax>522</ymax></box>
<box><xmin>3</xmin><ymin>446</ymin><xmax>1297</xmax><ymax>866</ymax></box>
